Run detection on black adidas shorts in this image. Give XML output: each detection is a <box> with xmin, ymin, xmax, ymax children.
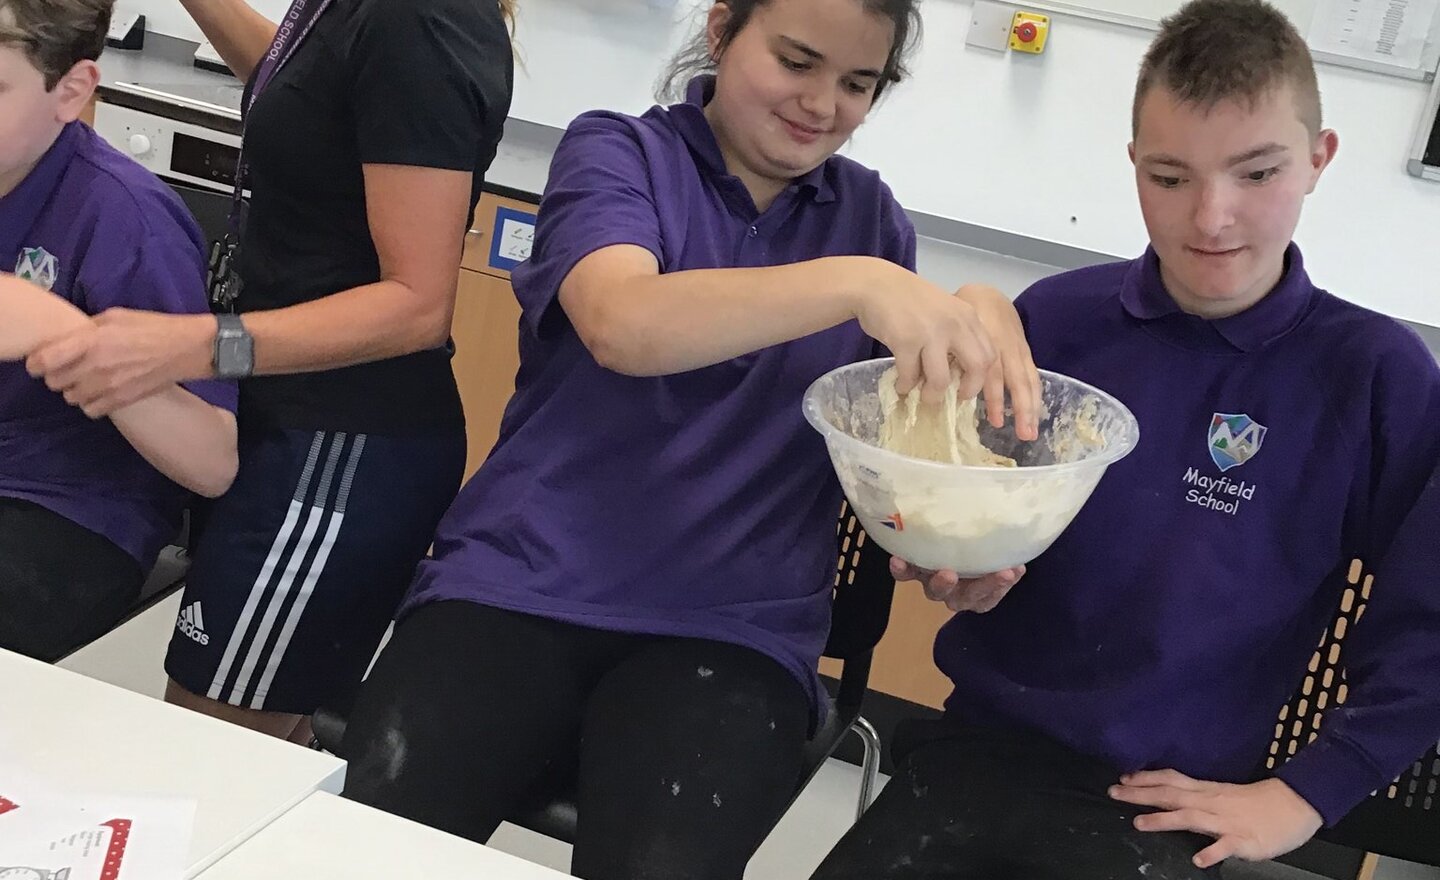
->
<box><xmin>165</xmin><ymin>426</ymin><xmax>464</xmax><ymax>713</ymax></box>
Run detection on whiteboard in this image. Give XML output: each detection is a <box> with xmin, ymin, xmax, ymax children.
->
<box><xmin>1022</xmin><ymin>0</ymin><xmax>1440</xmax><ymax>80</ymax></box>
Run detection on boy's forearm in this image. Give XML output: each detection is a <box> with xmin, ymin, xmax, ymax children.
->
<box><xmin>0</xmin><ymin>276</ymin><xmax>89</xmax><ymax>360</ymax></box>
<box><xmin>110</xmin><ymin>388</ymin><xmax>239</xmax><ymax>497</ymax></box>
<box><xmin>1</xmin><ymin>276</ymin><xmax>239</xmax><ymax>496</ymax></box>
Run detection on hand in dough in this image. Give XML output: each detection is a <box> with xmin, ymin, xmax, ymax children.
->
<box><xmin>878</xmin><ymin>366</ymin><xmax>1016</xmax><ymax>467</ymax></box>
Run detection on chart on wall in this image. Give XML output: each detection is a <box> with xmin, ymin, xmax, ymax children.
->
<box><xmin>1019</xmin><ymin>0</ymin><xmax>1440</xmax><ymax>79</ymax></box>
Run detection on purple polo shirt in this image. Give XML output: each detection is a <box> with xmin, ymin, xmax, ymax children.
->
<box><xmin>935</xmin><ymin>245</ymin><xmax>1440</xmax><ymax>825</ymax></box>
<box><xmin>402</xmin><ymin>76</ymin><xmax>915</xmax><ymax>716</ymax></box>
<box><xmin>0</xmin><ymin>122</ymin><xmax>237</xmax><ymax>568</ymax></box>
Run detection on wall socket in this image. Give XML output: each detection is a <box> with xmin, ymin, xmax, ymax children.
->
<box><xmin>967</xmin><ymin>1</ymin><xmax>1018</xmax><ymax>52</ymax></box>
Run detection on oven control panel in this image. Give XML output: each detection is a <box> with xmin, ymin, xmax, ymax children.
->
<box><xmin>93</xmin><ymin>102</ymin><xmax>243</xmax><ymax>195</ymax></box>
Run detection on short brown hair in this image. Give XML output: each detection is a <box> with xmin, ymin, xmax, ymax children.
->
<box><xmin>1133</xmin><ymin>0</ymin><xmax>1321</xmax><ymax>137</ymax></box>
<box><xmin>0</xmin><ymin>0</ymin><xmax>112</xmax><ymax>90</ymax></box>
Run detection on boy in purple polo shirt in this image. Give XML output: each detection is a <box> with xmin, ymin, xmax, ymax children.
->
<box><xmin>0</xmin><ymin>0</ymin><xmax>238</xmax><ymax>661</ymax></box>
<box><xmin>339</xmin><ymin>0</ymin><xmax>1039</xmax><ymax>875</ymax></box>
<box><xmin>813</xmin><ymin>1</ymin><xmax>1440</xmax><ymax>877</ymax></box>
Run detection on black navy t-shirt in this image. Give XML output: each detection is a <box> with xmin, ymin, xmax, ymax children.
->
<box><xmin>237</xmin><ymin>0</ymin><xmax>513</xmax><ymax>433</ymax></box>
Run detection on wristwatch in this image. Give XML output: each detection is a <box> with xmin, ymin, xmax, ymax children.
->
<box><xmin>214</xmin><ymin>313</ymin><xmax>255</xmax><ymax>379</ymax></box>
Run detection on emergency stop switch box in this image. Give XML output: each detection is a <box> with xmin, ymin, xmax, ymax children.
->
<box><xmin>1009</xmin><ymin>11</ymin><xmax>1050</xmax><ymax>53</ymax></box>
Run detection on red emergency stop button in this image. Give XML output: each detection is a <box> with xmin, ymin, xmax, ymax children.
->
<box><xmin>1015</xmin><ymin>21</ymin><xmax>1038</xmax><ymax>42</ymax></box>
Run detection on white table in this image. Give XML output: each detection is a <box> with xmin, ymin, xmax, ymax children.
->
<box><xmin>1</xmin><ymin>650</ymin><xmax>346</xmax><ymax>876</ymax></box>
<box><xmin>198</xmin><ymin>792</ymin><xmax>573</xmax><ymax>878</ymax></box>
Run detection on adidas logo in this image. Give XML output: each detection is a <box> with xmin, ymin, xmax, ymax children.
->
<box><xmin>176</xmin><ymin>601</ymin><xmax>210</xmax><ymax>646</ymax></box>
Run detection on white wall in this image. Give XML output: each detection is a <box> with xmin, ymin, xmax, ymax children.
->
<box><xmin>128</xmin><ymin>0</ymin><xmax>1440</xmax><ymax>329</ymax></box>
<box><xmin>118</xmin><ymin>0</ymin><xmax>291</xmax><ymax>44</ymax></box>
<box><xmin>916</xmin><ymin>235</ymin><xmax>1056</xmax><ymax>295</ymax></box>
<box><xmin>471</xmin><ymin>0</ymin><xmax>1440</xmax><ymax>328</ymax></box>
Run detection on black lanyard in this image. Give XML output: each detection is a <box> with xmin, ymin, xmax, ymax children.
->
<box><xmin>209</xmin><ymin>0</ymin><xmax>336</xmax><ymax>310</ymax></box>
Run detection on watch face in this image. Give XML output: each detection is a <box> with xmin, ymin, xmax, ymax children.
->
<box><xmin>0</xmin><ymin>868</ymin><xmax>49</xmax><ymax>880</ymax></box>
<box><xmin>218</xmin><ymin>335</ymin><xmax>254</xmax><ymax>378</ymax></box>
<box><xmin>235</xmin><ymin>338</ymin><xmax>254</xmax><ymax>372</ymax></box>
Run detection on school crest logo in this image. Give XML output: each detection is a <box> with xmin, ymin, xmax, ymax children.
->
<box><xmin>1208</xmin><ymin>413</ymin><xmax>1267</xmax><ymax>472</ymax></box>
<box><xmin>14</xmin><ymin>247</ymin><xmax>58</xmax><ymax>291</ymax></box>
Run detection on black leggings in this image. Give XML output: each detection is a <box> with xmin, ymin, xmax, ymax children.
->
<box><xmin>0</xmin><ymin>497</ymin><xmax>145</xmax><ymax>661</ymax></box>
<box><xmin>811</xmin><ymin>719</ymin><xmax>1223</xmax><ymax>880</ymax></box>
<box><xmin>341</xmin><ymin>601</ymin><xmax>810</xmax><ymax>880</ymax></box>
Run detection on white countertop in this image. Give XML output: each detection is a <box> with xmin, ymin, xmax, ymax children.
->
<box><xmin>1</xmin><ymin>650</ymin><xmax>346</xmax><ymax>877</ymax></box>
<box><xmin>197</xmin><ymin>792</ymin><xmax>573</xmax><ymax>879</ymax></box>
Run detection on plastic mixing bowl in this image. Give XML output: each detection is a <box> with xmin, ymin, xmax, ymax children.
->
<box><xmin>803</xmin><ymin>358</ymin><xmax>1139</xmax><ymax>576</ymax></box>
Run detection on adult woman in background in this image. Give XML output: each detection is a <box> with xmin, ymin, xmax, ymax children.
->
<box><xmin>29</xmin><ymin>0</ymin><xmax>516</xmax><ymax>740</ymax></box>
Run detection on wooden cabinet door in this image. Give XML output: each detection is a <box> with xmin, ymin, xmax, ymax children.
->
<box><xmin>451</xmin><ymin>267</ymin><xmax>523</xmax><ymax>482</ymax></box>
<box><xmin>449</xmin><ymin>191</ymin><xmax>537</xmax><ymax>482</ymax></box>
